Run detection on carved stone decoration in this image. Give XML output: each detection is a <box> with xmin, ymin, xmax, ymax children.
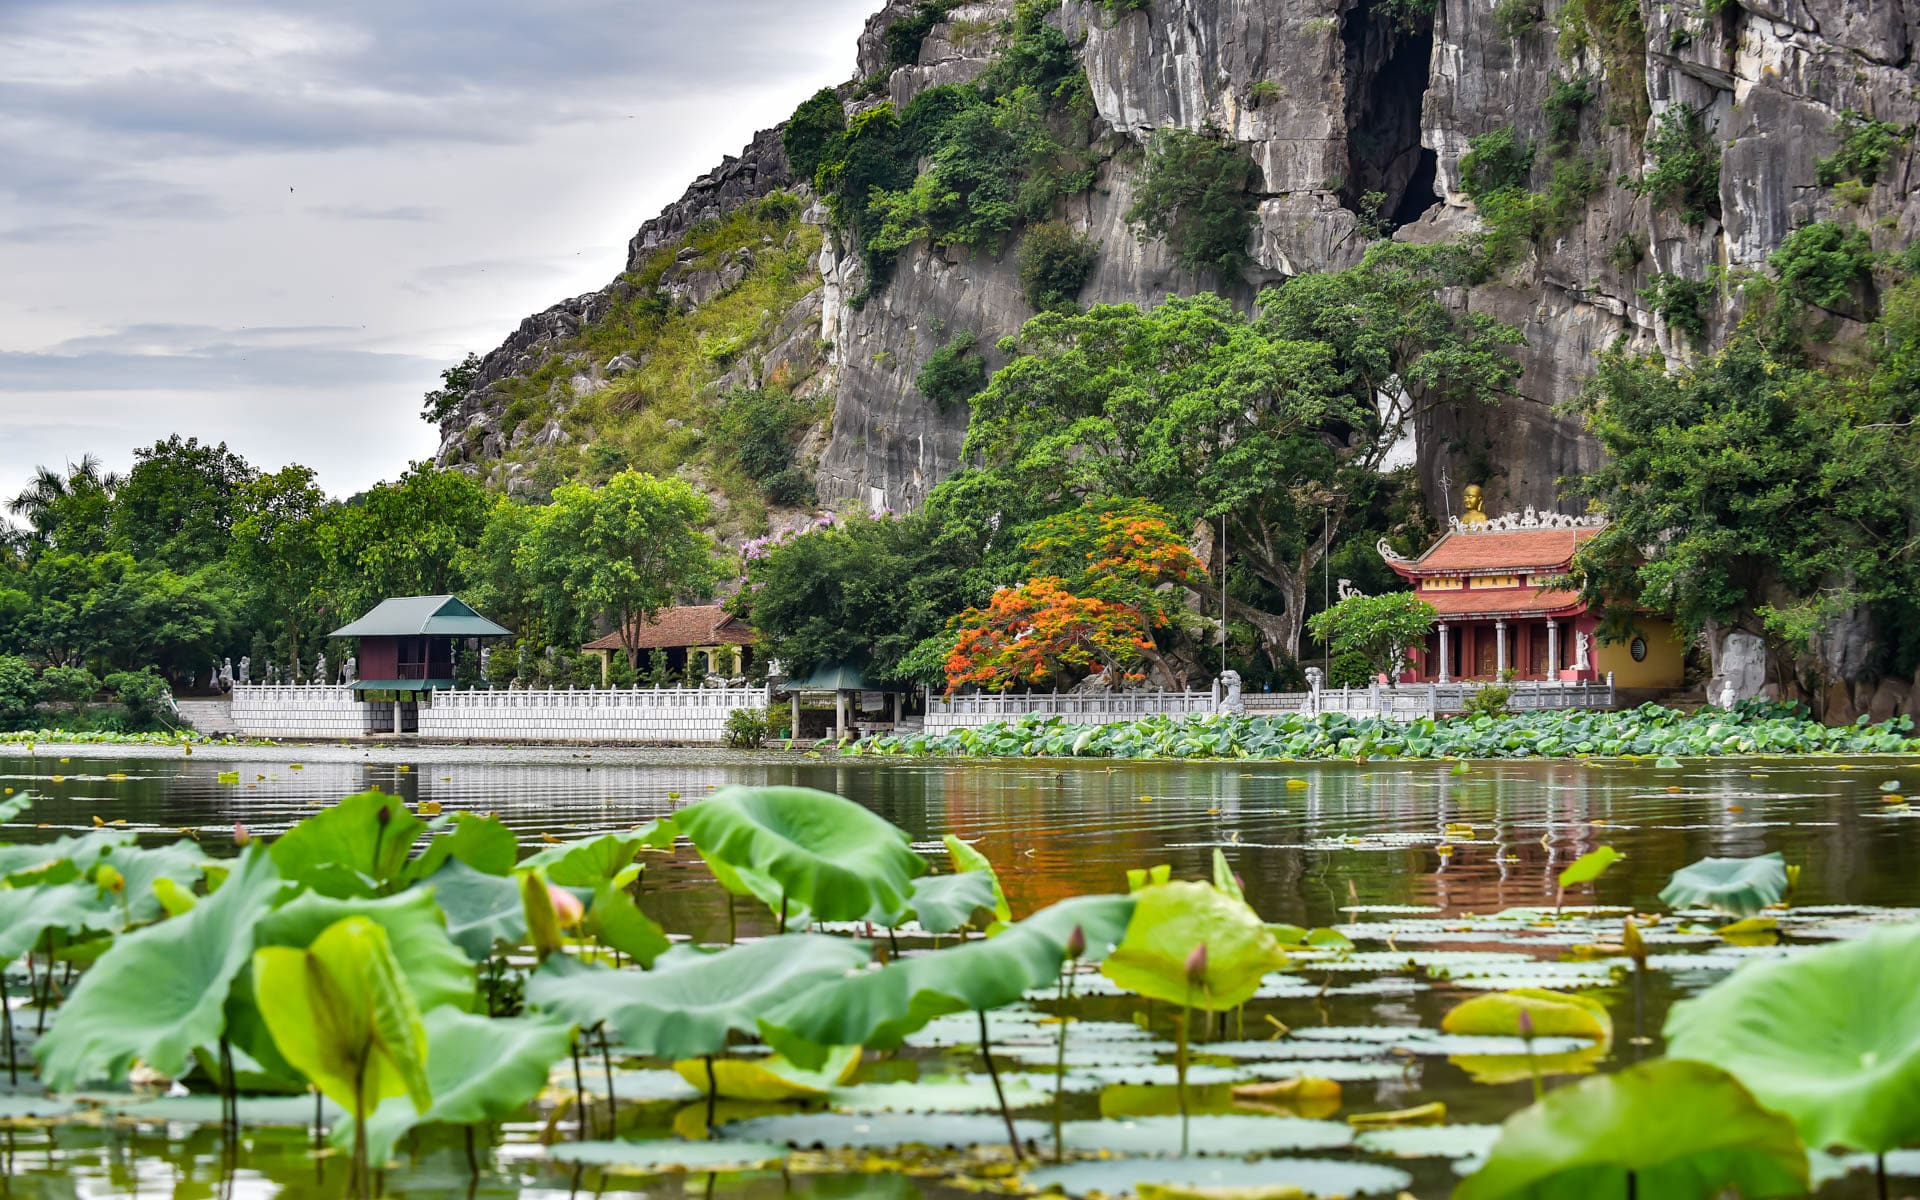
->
<box><xmin>1215</xmin><ymin>669</ymin><xmax>1245</xmax><ymax>715</ymax></box>
<box><xmin>1377</xmin><ymin>537</ymin><xmax>1412</xmax><ymax>565</ymax></box>
<box><xmin>1448</xmin><ymin>511</ymin><xmax>1608</xmax><ymax>535</ymax></box>
<box><xmin>238</xmin><ymin>656</ymin><xmax>250</xmax><ymax>685</ymax></box>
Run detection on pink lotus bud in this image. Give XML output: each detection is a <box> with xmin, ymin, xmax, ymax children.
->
<box><xmin>548</xmin><ymin>885</ymin><xmax>585</xmax><ymax>929</ymax></box>
<box><xmin>1517</xmin><ymin>1010</ymin><xmax>1534</xmax><ymax>1039</ymax></box>
<box><xmin>1065</xmin><ymin>925</ymin><xmax>1087</xmax><ymax>961</ymax></box>
<box><xmin>233</xmin><ymin>822</ymin><xmax>251</xmax><ymax>847</ymax></box>
<box><xmin>1185</xmin><ymin>942</ymin><xmax>1209</xmax><ymax>986</ymax></box>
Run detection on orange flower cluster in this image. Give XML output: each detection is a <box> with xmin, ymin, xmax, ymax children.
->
<box><xmin>945</xmin><ymin>577</ymin><xmax>1154</xmax><ymax>693</ymax></box>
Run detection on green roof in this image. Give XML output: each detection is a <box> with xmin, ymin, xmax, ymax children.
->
<box><xmin>329</xmin><ymin>595</ymin><xmax>512</xmax><ymax>640</ymax></box>
<box><xmin>353</xmin><ymin>680</ymin><xmax>451</xmax><ymax>693</ymax></box>
<box><xmin>787</xmin><ymin>660</ymin><xmax>898</xmax><ymax>692</ymax></box>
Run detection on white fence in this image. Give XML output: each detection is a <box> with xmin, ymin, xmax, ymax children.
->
<box><xmin>927</xmin><ymin>679</ymin><xmax>1616</xmax><ymax>730</ymax></box>
<box><xmin>230</xmin><ymin>685</ymin><xmax>389</xmax><ymax>739</ymax></box>
<box><xmin>420</xmin><ymin>686</ymin><xmax>770</xmax><ymax>743</ymax></box>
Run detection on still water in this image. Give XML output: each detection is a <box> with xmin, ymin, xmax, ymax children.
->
<box><xmin>4</xmin><ymin>743</ymin><xmax>1919</xmax><ymax>1198</ymax></box>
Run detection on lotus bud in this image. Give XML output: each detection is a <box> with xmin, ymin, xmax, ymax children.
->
<box><xmin>96</xmin><ymin>863</ymin><xmax>125</xmax><ymax>895</ymax></box>
<box><xmin>1622</xmin><ymin>917</ymin><xmax>1648</xmax><ymax>969</ymax></box>
<box><xmin>1185</xmin><ymin>942</ymin><xmax>1209</xmax><ymax>987</ymax></box>
<box><xmin>1516</xmin><ymin>1010</ymin><xmax>1534</xmax><ymax>1040</ymax></box>
<box><xmin>1065</xmin><ymin>924</ymin><xmax>1086</xmax><ymax>961</ymax></box>
<box><xmin>523</xmin><ymin>870</ymin><xmax>564</xmax><ymax>960</ymax></box>
<box><xmin>375</xmin><ymin>804</ymin><xmax>392</xmax><ymax>826</ymax></box>
<box><xmin>233</xmin><ymin>822</ymin><xmax>252</xmax><ymax>847</ymax></box>
<box><xmin>549</xmin><ymin>884</ymin><xmax>585</xmax><ymax>929</ymax></box>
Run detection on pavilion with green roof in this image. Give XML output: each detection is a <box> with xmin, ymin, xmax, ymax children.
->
<box><xmin>329</xmin><ymin>595</ymin><xmax>512</xmax><ymax>697</ymax></box>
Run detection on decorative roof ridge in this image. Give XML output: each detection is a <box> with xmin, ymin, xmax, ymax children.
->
<box><xmin>1379</xmin><ymin>508</ymin><xmax>1606</xmax><ymax>567</ymax></box>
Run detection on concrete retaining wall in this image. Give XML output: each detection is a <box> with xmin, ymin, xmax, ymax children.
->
<box><xmin>420</xmin><ymin>686</ymin><xmax>769</xmax><ymax>743</ymax></box>
<box><xmin>230</xmin><ymin>686</ymin><xmax>388</xmax><ymax>739</ymax></box>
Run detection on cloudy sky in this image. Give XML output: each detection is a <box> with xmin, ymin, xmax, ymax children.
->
<box><xmin>0</xmin><ymin>0</ymin><xmax>876</xmax><ymax>504</ymax></box>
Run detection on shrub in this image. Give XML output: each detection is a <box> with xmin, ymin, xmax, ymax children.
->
<box><xmin>1458</xmin><ymin>128</ymin><xmax>1534</xmax><ymax>199</ymax></box>
<box><xmin>1247</xmin><ymin>80</ymin><xmax>1282</xmax><ymax>105</ymax></box>
<box><xmin>1640</xmin><ymin>271</ymin><xmax>1715</xmax><ymax>342</ymax></box>
<box><xmin>1493</xmin><ymin>0</ymin><xmax>1546</xmax><ymax>38</ymax></box>
<box><xmin>724</xmin><ymin>707</ymin><xmax>769</xmax><ymax>749</ymax></box>
<box><xmin>605</xmin><ymin>653</ymin><xmax>639</xmax><ymax>688</ymax></box>
<box><xmin>1543</xmin><ymin>76</ymin><xmax>1594</xmax><ymax>151</ymax></box>
<box><xmin>1126</xmin><ymin>127</ymin><xmax>1258</xmax><ymax>275</ymax></box>
<box><xmin>1017</xmin><ymin>220</ymin><xmax>1100</xmax><ymax>311</ymax></box>
<box><xmin>885</xmin><ymin>0</ymin><xmax>960</xmax><ymax>69</ymax></box>
<box><xmin>1327</xmin><ymin>651</ymin><xmax>1375</xmax><ymax>688</ymax></box>
<box><xmin>1097</xmin><ymin>0</ymin><xmax>1150</xmax><ymax>15</ymax></box>
<box><xmin>1556</xmin><ymin>0</ymin><xmax>1649</xmax><ymax>130</ymax></box>
<box><xmin>719</xmin><ymin>388</ymin><xmax>814</xmax><ymax>501</ymax></box>
<box><xmin>454</xmin><ymin>646</ymin><xmax>482</xmax><ymax>691</ymax></box>
<box><xmin>1624</xmin><ymin>102</ymin><xmax>1720</xmax><ymax>226</ymax></box>
<box><xmin>1306</xmin><ymin>592</ymin><xmax>1439</xmax><ymax>683</ymax></box>
<box><xmin>761</xmin><ymin>468</ymin><xmax>816</xmax><ymax>507</ymax></box>
<box><xmin>1816</xmin><ymin>109</ymin><xmax>1910</xmax><ymax>188</ymax></box>
<box><xmin>104</xmin><ymin>669</ymin><xmax>172</xmax><ymax>728</ymax></box>
<box><xmin>1462</xmin><ymin>684</ymin><xmax>1513</xmax><ymax>718</ymax></box>
<box><xmin>0</xmin><ymin>655</ymin><xmax>36</xmax><ymax>728</ymax></box>
<box><xmin>38</xmin><ymin>666</ymin><xmax>99</xmax><ymax>705</ymax></box>
<box><xmin>1608</xmin><ymin>231</ymin><xmax>1646</xmax><ymax>273</ymax></box>
<box><xmin>783</xmin><ymin>88</ymin><xmax>846</xmax><ymax>181</ymax></box>
<box><xmin>1770</xmin><ymin>221</ymin><xmax>1875</xmax><ymax>309</ymax></box>
<box><xmin>917</xmin><ymin>332</ymin><xmax>988</xmax><ymax>411</ymax></box>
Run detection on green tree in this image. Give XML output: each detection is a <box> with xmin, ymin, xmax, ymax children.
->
<box><xmin>783</xmin><ymin>88</ymin><xmax>847</xmax><ymax>180</ymax></box>
<box><xmin>229</xmin><ymin>465</ymin><xmax>329</xmax><ymax>672</ymax></box>
<box><xmin>316</xmin><ymin>466</ymin><xmax>491</xmax><ymax>622</ymax></box>
<box><xmin>1125</xmin><ymin>128</ymin><xmax>1257</xmax><ymax>276</ymax></box>
<box><xmin>111</xmin><ymin>436</ymin><xmax>256</xmax><ymax>570</ymax></box>
<box><xmin>517</xmin><ymin>472</ymin><xmax>717</xmax><ymax>654</ymax></box>
<box><xmin>1305</xmin><ymin>591</ymin><xmax>1437</xmax><ymax>683</ymax></box>
<box><xmin>420</xmin><ymin>352</ymin><xmax>482</xmax><ymax>424</ymax></box>
<box><xmin>5</xmin><ymin>455</ymin><xmax>119</xmax><ymax>560</ymax></box>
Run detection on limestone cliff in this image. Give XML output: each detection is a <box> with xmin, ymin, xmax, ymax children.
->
<box><xmin>435</xmin><ymin>0</ymin><xmax>1919</xmax><ymax>528</ymax></box>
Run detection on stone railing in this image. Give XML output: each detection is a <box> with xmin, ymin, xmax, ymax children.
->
<box><xmin>924</xmin><ymin>691</ymin><xmax>1217</xmax><ymax>733</ymax></box>
<box><xmin>419</xmin><ymin>686</ymin><xmax>771</xmax><ymax>743</ymax></box>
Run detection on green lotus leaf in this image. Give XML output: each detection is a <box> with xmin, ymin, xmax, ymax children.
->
<box><xmin>1023</xmin><ymin>1157</ymin><xmax>1411</xmax><ymax>1199</ymax></box>
<box><xmin>545</xmin><ymin>1138</ymin><xmax>789</xmax><ymax>1173</ymax></box>
<box><xmin>1442</xmin><ymin>990</ymin><xmax>1612</xmax><ymax>1043</ymax></box>
<box><xmin>423</xmin><ymin>859</ymin><xmax>527</xmax><ymax>960</ymax></box>
<box><xmin>673</xmin><ymin>1044</ymin><xmax>862</xmax><ymax>1102</ymax></box>
<box><xmin>588</xmin><ymin>879</ymin><xmax>670</xmax><ymax>967</ymax></box>
<box><xmin>674</xmin><ymin>787</ymin><xmax>925</xmax><ymax>923</ymax></box>
<box><xmin>0</xmin><ymin>881</ymin><xmax>114</xmax><ymax>963</ymax></box>
<box><xmin>1453</xmin><ymin>1058</ymin><xmax>1808</xmax><ymax>1200</ymax></box>
<box><xmin>355</xmin><ymin>1006</ymin><xmax>575</xmax><ymax>1165</ymax></box>
<box><xmin>405</xmin><ymin>813</ymin><xmax>519</xmax><ymax>881</ymax></box>
<box><xmin>254</xmin><ymin>886</ymin><xmax>475</xmax><ymax>1012</ymax></box>
<box><xmin>723</xmin><ymin>1112</ymin><xmax>1051</xmax><ymax>1150</ymax></box>
<box><xmin>826</xmin><ymin>1074</ymin><xmax>1053</xmax><ymax>1113</ymax></box>
<box><xmin>253</xmin><ymin>916</ymin><xmax>432</xmax><ymax>1122</ymax></box>
<box><xmin>38</xmin><ymin>847</ymin><xmax>281</xmax><ymax>1090</ymax></box>
<box><xmin>268</xmin><ymin>790</ymin><xmax>425</xmax><ymax>897</ymax></box>
<box><xmin>0</xmin><ymin>792</ymin><xmax>31</xmax><ymax>824</ymax></box>
<box><xmin>903</xmin><ymin>871</ymin><xmax>998</xmax><ymax>934</ymax></box>
<box><xmin>515</xmin><ymin>822</ymin><xmax>671</xmax><ymax>887</ymax></box>
<box><xmin>759</xmin><ymin>894</ymin><xmax>1134</xmax><ymax>1070</ymax></box>
<box><xmin>1101</xmin><ymin>881</ymin><xmax>1281</xmax><ymax>1010</ymax></box>
<box><xmin>526</xmin><ymin>934</ymin><xmax>871</xmax><ymax>1061</ymax></box>
<box><xmin>1664</xmin><ymin>920</ymin><xmax>1920</xmax><ymax>1154</ymax></box>
<box><xmin>1658</xmin><ymin>854</ymin><xmax>1789</xmax><ymax>918</ymax></box>
<box><xmin>1058</xmin><ymin>1115</ymin><xmax>1352</xmax><ymax>1156</ymax></box>
<box><xmin>944</xmin><ymin>834</ymin><xmax>1012</xmax><ymax>930</ymax></box>
<box><xmin>1556</xmin><ymin>846</ymin><xmax>1620</xmax><ymax>890</ymax></box>
<box><xmin>1</xmin><ymin>829</ymin><xmax>134</xmax><ymax>886</ymax></box>
<box><xmin>1211</xmin><ymin>849</ymin><xmax>1245</xmax><ymax>902</ymax></box>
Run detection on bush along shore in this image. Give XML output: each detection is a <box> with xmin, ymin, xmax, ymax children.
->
<box><xmin>853</xmin><ymin>703</ymin><xmax>1920</xmax><ymax>761</ymax></box>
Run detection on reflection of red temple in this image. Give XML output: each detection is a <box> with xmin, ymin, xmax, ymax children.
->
<box><xmin>1379</xmin><ymin>508</ymin><xmax>1684</xmax><ymax>687</ymax></box>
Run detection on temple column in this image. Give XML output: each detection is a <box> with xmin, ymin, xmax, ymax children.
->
<box><xmin>1547</xmin><ymin>620</ymin><xmax>1560</xmax><ymax>681</ymax></box>
<box><xmin>1495</xmin><ymin>620</ymin><xmax>1509</xmax><ymax>677</ymax></box>
<box><xmin>1437</xmin><ymin>624</ymin><xmax>1452</xmax><ymax>683</ymax></box>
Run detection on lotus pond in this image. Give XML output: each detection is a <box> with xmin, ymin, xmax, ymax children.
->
<box><xmin>5</xmin><ymin>744</ymin><xmax>1920</xmax><ymax>1200</ymax></box>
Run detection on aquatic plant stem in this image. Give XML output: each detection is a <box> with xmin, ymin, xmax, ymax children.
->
<box><xmin>704</xmin><ymin>1055</ymin><xmax>717</xmax><ymax>1132</ymax></box>
<box><xmin>1176</xmin><ymin>998</ymin><xmax>1191</xmax><ymax>1157</ymax></box>
<box><xmin>219</xmin><ymin>1036</ymin><xmax>238</xmax><ymax>1142</ymax></box>
<box><xmin>978</xmin><ymin>1008</ymin><xmax>1021</xmax><ymax>1161</ymax></box>
<box><xmin>1052</xmin><ymin>967</ymin><xmax>1077</xmax><ymax>1162</ymax></box>
<box><xmin>570</xmin><ymin>1036</ymin><xmax>588</xmax><ymax>1140</ymax></box>
<box><xmin>464</xmin><ymin>1124</ymin><xmax>477</xmax><ymax>1179</ymax></box>
<box><xmin>1878</xmin><ymin>1153</ymin><xmax>1888</xmax><ymax>1200</ymax></box>
<box><xmin>727</xmin><ymin>893</ymin><xmax>737</xmax><ymax>946</ymax></box>
<box><xmin>1</xmin><ymin>968</ymin><xmax>15</xmax><ymax>1087</ymax></box>
<box><xmin>599</xmin><ymin>1025</ymin><xmax>617</xmax><ymax>1133</ymax></box>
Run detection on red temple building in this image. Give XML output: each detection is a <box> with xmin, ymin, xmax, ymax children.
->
<box><xmin>1378</xmin><ymin>502</ymin><xmax>1686</xmax><ymax>689</ymax></box>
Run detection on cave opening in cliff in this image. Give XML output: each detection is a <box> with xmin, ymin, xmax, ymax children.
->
<box><xmin>1339</xmin><ymin>0</ymin><xmax>1440</xmax><ymax>232</ymax></box>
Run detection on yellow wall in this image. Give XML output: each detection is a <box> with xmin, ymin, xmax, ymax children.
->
<box><xmin>1593</xmin><ymin>619</ymin><xmax>1687</xmax><ymax>688</ymax></box>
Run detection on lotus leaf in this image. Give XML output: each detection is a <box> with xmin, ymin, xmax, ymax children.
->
<box><xmin>675</xmin><ymin>787</ymin><xmax>925</xmax><ymax>923</ymax></box>
<box><xmin>1664</xmin><ymin>920</ymin><xmax>1920</xmax><ymax>1154</ymax></box>
<box><xmin>759</xmin><ymin>895</ymin><xmax>1133</xmax><ymax>1069</ymax></box>
<box><xmin>515</xmin><ymin>823</ymin><xmax>671</xmax><ymax>887</ymax></box>
<box><xmin>1211</xmin><ymin>850</ymin><xmax>1244</xmax><ymax>902</ymax></box>
<box><xmin>423</xmin><ymin>859</ymin><xmax>526</xmax><ymax>960</ymax></box>
<box><xmin>1355</xmin><ymin>1124</ymin><xmax>1502</xmax><ymax>1159</ymax></box>
<box><xmin>672</xmin><ymin>1045</ymin><xmax>862</xmax><ymax>1101</ymax></box>
<box><xmin>268</xmin><ymin>790</ymin><xmax>424</xmax><ymax>896</ymax></box>
<box><xmin>1452</xmin><ymin>1059</ymin><xmax>1808</xmax><ymax>1200</ymax></box>
<box><xmin>0</xmin><ymin>881</ymin><xmax>113</xmax><ymax>963</ymax></box>
<box><xmin>0</xmin><ymin>1095</ymin><xmax>78</xmax><ymax>1120</ymax></box>
<box><xmin>1556</xmin><ymin>847</ymin><xmax>1620</xmax><ymax>890</ymax></box>
<box><xmin>527</xmin><ymin>934</ymin><xmax>870</xmax><ymax>1061</ymax></box>
<box><xmin>945</xmin><ymin>834</ymin><xmax>1012</xmax><ymax>930</ymax></box>
<box><xmin>0</xmin><ymin>829</ymin><xmax>134</xmax><ymax>886</ymax></box>
<box><xmin>1442</xmin><ymin>990</ymin><xmax>1612</xmax><ymax>1043</ymax></box>
<box><xmin>546</xmin><ymin>1138</ymin><xmax>789</xmax><ymax>1173</ymax></box>
<box><xmin>405</xmin><ymin>813</ymin><xmax>518</xmax><ymax>880</ymax></box>
<box><xmin>1023</xmin><ymin>1157</ymin><xmax>1411</xmax><ymax>1199</ymax></box>
<box><xmin>827</xmin><ymin>1074</ymin><xmax>1051</xmax><ymax>1113</ymax></box>
<box><xmin>588</xmin><ymin>879</ymin><xmax>670</xmax><ymax>966</ymax></box>
<box><xmin>1102</xmin><ymin>881</ymin><xmax>1282</xmax><ymax>1010</ymax></box>
<box><xmin>903</xmin><ymin>871</ymin><xmax>999</xmax><ymax>934</ymax></box>
<box><xmin>1058</xmin><ymin>1115</ymin><xmax>1352</xmax><ymax>1156</ymax></box>
<box><xmin>38</xmin><ymin>847</ymin><xmax>281</xmax><ymax>1090</ymax></box>
<box><xmin>252</xmin><ymin>916</ymin><xmax>432</xmax><ymax>1124</ymax></box>
<box><xmin>723</xmin><ymin>1112</ymin><xmax>1051</xmax><ymax>1150</ymax></box>
<box><xmin>1658</xmin><ymin>854</ymin><xmax>1789</xmax><ymax>918</ymax></box>
<box><xmin>356</xmin><ymin>1006</ymin><xmax>574</xmax><ymax>1164</ymax></box>
<box><xmin>255</xmin><ymin>886</ymin><xmax>475</xmax><ymax>1012</ymax></box>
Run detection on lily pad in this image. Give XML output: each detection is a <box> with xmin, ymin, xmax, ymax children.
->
<box><xmin>1057</xmin><ymin>1116</ymin><xmax>1352</xmax><ymax>1156</ymax></box>
<box><xmin>1022</xmin><ymin>1157</ymin><xmax>1412</xmax><ymax>1199</ymax></box>
<box><xmin>1658</xmin><ymin>854</ymin><xmax>1789</xmax><ymax>918</ymax></box>
<box><xmin>109</xmin><ymin>1093</ymin><xmax>339</xmax><ymax>1127</ymax></box>
<box><xmin>0</xmin><ymin>1094</ymin><xmax>79</xmax><ymax>1121</ymax></box>
<box><xmin>672</xmin><ymin>1045</ymin><xmax>863</xmax><ymax>1101</ymax></box>
<box><xmin>546</xmin><ymin>1138</ymin><xmax>789</xmax><ymax>1173</ymax></box>
<box><xmin>827</xmin><ymin>1074</ymin><xmax>1050</xmax><ymax>1113</ymax></box>
<box><xmin>724</xmin><ymin>1112</ymin><xmax>1051</xmax><ymax>1150</ymax></box>
<box><xmin>1441</xmin><ymin>990</ymin><xmax>1613</xmax><ymax>1042</ymax></box>
<box><xmin>1102</xmin><ymin>882</ymin><xmax>1282</xmax><ymax>1011</ymax></box>
<box><xmin>1355</xmin><ymin>1124</ymin><xmax>1502</xmax><ymax>1159</ymax></box>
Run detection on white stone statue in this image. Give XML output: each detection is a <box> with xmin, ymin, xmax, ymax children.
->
<box><xmin>220</xmin><ymin>658</ymin><xmax>233</xmax><ymax>691</ymax></box>
<box><xmin>314</xmin><ymin>652</ymin><xmax>328</xmax><ymax>685</ymax></box>
<box><xmin>1215</xmin><ymin>669</ymin><xmax>1245</xmax><ymax>715</ymax></box>
<box><xmin>238</xmin><ymin>656</ymin><xmax>250</xmax><ymax>685</ymax></box>
<box><xmin>1303</xmin><ymin>665</ymin><xmax>1324</xmax><ymax>716</ymax></box>
<box><xmin>1719</xmin><ymin>679</ymin><xmax>1737</xmax><ymax>709</ymax></box>
<box><xmin>266</xmin><ymin>662</ymin><xmax>278</xmax><ymax>684</ymax></box>
<box><xmin>479</xmin><ymin>645</ymin><xmax>492</xmax><ymax>679</ymax></box>
<box><xmin>344</xmin><ymin>655</ymin><xmax>358</xmax><ymax>685</ymax></box>
<box><xmin>1574</xmin><ymin>632</ymin><xmax>1592</xmax><ymax>672</ymax></box>
<box><xmin>209</xmin><ymin>660</ymin><xmax>220</xmax><ymax>691</ymax></box>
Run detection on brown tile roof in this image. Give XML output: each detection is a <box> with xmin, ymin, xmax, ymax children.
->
<box><xmin>1392</xmin><ymin>527</ymin><xmax>1601</xmax><ymax>576</ymax></box>
<box><xmin>581</xmin><ymin>605</ymin><xmax>756</xmax><ymax>651</ymax></box>
<box><xmin>1421</xmin><ymin>586</ymin><xmax>1587</xmax><ymax>619</ymax></box>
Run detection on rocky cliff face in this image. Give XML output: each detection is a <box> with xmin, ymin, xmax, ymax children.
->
<box><xmin>437</xmin><ymin>0</ymin><xmax>1919</xmax><ymax>525</ymax></box>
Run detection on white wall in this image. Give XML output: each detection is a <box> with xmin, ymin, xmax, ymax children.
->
<box><xmin>230</xmin><ymin>685</ymin><xmax>388</xmax><ymax>739</ymax></box>
<box><xmin>418</xmin><ymin>686</ymin><xmax>769</xmax><ymax>743</ymax></box>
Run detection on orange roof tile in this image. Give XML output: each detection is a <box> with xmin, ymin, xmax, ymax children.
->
<box><xmin>582</xmin><ymin>605</ymin><xmax>756</xmax><ymax>651</ymax></box>
<box><xmin>1420</xmin><ymin>586</ymin><xmax>1587</xmax><ymax>619</ymax></box>
<box><xmin>1391</xmin><ymin>527</ymin><xmax>1601</xmax><ymax>576</ymax></box>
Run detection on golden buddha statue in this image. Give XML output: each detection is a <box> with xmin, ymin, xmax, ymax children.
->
<box><xmin>1463</xmin><ymin>484</ymin><xmax>1489</xmax><ymax>525</ymax></box>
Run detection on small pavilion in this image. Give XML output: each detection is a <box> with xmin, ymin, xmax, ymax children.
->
<box><xmin>329</xmin><ymin>595</ymin><xmax>512</xmax><ymax>697</ymax></box>
<box><xmin>781</xmin><ymin>659</ymin><xmax>910</xmax><ymax>741</ymax></box>
<box><xmin>582</xmin><ymin>604</ymin><xmax>756</xmax><ymax>682</ymax></box>
<box><xmin>1378</xmin><ymin>495</ymin><xmax>1685</xmax><ymax>688</ymax></box>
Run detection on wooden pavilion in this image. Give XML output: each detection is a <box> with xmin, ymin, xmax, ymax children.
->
<box><xmin>329</xmin><ymin>596</ymin><xmax>512</xmax><ymax>727</ymax></box>
<box><xmin>582</xmin><ymin>604</ymin><xmax>757</xmax><ymax>682</ymax></box>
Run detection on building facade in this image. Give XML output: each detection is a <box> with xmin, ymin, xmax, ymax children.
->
<box><xmin>583</xmin><ymin>604</ymin><xmax>756</xmax><ymax>682</ymax></box>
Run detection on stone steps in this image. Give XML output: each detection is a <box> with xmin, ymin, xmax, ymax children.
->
<box><xmin>173</xmin><ymin>699</ymin><xmax>240</xmax><ymax>736</ymax></box>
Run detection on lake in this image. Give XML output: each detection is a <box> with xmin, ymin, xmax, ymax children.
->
<box><xmin>4</xmin><ymin>744</ymin><xmax>1918</xmax><ymax>1197</ymax></box>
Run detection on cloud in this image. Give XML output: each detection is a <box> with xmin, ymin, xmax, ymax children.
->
<box><xmin>309</xmin><ymin>204</ymin><xmax>440</xmax><ymax>222</ymax></box>
<box><xmin>0</xmin><ymin>324</ymin><xmax>436</xmax><ymax>392</ymax></box>
<box><xmin>0</xmin><ymin>222</ymin><xmax>107</xmax><ymax>244</ymax></box>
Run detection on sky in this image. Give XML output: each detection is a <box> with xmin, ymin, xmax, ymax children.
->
<box><xmin>0</xmin><ymin>0</ymin><xmax>877</xmax><ymax>505</ymax></box>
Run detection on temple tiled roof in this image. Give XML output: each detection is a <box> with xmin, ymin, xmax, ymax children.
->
<box><xmin>1383</xmin><ymin>518</ymin><xmax>1604</xmax><ymax>578</ymax></box>
<box><xmin>1420</xmin><ymin>586</ymin><xmax>1587</xmax><ymax>619</ymax></box>
<box><xmin>582</xmin><ymin>605</ymin><xmax>756</xmax><ymax>651</ymax></box>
